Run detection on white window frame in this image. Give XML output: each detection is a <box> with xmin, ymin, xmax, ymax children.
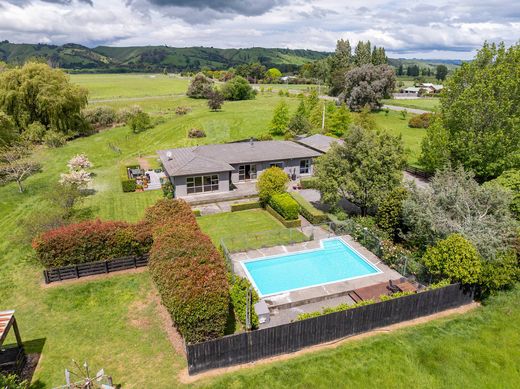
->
<box><xmin>299</xmin><ymin>159</ymin><xmax>310</xmax><ymax>174</ymax></box>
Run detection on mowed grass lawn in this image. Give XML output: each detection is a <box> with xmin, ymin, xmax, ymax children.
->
<box><xmin>382</xmin><ymin>98</ymin><xmax>439</xmax><ymax>111</ymax></box>
<box><xmin>198</xmin><ymin>209</ymin><xmax>308</xmax><ymax>252</ymax></box>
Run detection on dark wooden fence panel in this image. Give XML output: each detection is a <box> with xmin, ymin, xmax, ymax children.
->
<box><xmin>43</xmin><ymin>254</ymin><xmax>149</xmax><ymax>284</ymax></box>
<box><xmin>186</xmin><ymin>284</ymin><xmax>474</xmax><ymax>374</ymax></box>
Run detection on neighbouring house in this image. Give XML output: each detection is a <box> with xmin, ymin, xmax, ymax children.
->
<box><xmin>417</xmin><ymin>83</ymin><xmax>444</xmax><ymax>93</ymax></box>
<box><xmin>158</xmin><ymin>135</ymin><xmax>340</xmax><ymax>198</ymax></box>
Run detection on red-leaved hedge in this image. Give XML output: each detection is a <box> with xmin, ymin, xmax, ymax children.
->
<box><xmin>32</xmin><ymin>219</ymin><xmax>153</xmax><ymax>268</ymax></box>
<box><xmin>146</xmin><ymin>199</ymin><xmax>230</xmax><ymax>343</ymax></box>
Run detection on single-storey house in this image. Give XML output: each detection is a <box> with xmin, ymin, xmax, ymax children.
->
<box><xmin>158</xmin><ymin>135</ymin><xmax>340</xmax><ymax>198</ymax></box>
<box><xmin>417</xmin><ymin>83</ymin><xmax>444</xmax><ymax>93</ymax></box>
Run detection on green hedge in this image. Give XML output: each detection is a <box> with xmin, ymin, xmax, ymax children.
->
<box><xmin>193</xmin><ymin>209</ymin><xmax>201</xmax><ymax>217</ymax></box>
<box><xmin>230</xmin><ymin>201</ymin><xmax>262</xmax><ymax>212</ymax></box>
<box><xmin>300</xmin><ymin>177</ymin><xmax>318</xmax><ymax>189</ymax></box>
<box><xmin>269</xmin><ymin>193</ymin><xmax>299</xmax><ymax>220</ymax></box>
<box><xmin>266</xmin><ymin>205</ymin><xmax>301</xmax><ymax>228</ymax></box>
<box><xmin>230</xmin><ymin>277</ymin><xmax>259</xmax><ymax>329</ymax></box>
<box><xmin>121</xmin><ymin>178</ymin><xmax>137</xmax><ymax>192</ymax></box>
<box><xmin>147</xmin><ymin>199</ymin><xmax>229</xmax><ymax>343</ymax></box>
<box><xmin>290</xmin><ymin>192</ymin><xmax>329</xmax><ymax>225</ymax></box>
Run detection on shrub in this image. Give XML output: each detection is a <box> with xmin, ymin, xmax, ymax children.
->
<box><xmin>143</xmin><ymin>198</ymin><xmax>198</xmax><ymax>230</ymax></box>
<box><xmin>422</xmin><ymin>234</ymin><xmax>482</xmax><ymax>285</ymax></box>
<box><xmin>379</xmin><ymin>291</ymin><xmax>415</xmax><ymax>301</ymax></box>
<box><xmin>175</xmin><ymin>106</ymin><xmax>191</xmax><ymax>115</ymax></box>
<box><xmin>222</xmin><ymin>76</ymin><xmax>256</xmax><ymax>101</ymax></box>
<box><xmin>188</xmin><ymin>128</ymin><xmax>206</xmax><ymax>138</ymax></box>
<box><xmin>117</xmin><ymin>105</ymin><xmax>143</xmax><ymax>123</ymax></box>
<box><xmin>21</xmin><ymin>121</ymin><xmax>46</xmax><ymax>143</ymax></box>
<box><xmin>230</xmin><ymin>277</ymin><xmax>259</xmax><ymax>329</ymax></box>
<box><xmin>192</xmin><ymin>209</ymin><xmax>201</xmax><ymax>217</ymax></box>
<box><xmin>148</xmin><ymin>216</ymin><xmax>229</xmax><ymax>343</ymax></box>
<box><xmin>376</xmin><ymin>187</ymin><xmax>408</xmax><ymax>240</ymax></box>
<box><xmin>230</xmin><ymin>201</ymin><xmax>261</xmax><ymax>212</ymax></box>
<box><xmin>43</xmin><ymin>129</ymin><xmax>67</xmax><ymax>148</ymax></box>
<box><xmin>300</xmin><ymin>177</ymin><xmax>318</xmax><ymax>189</ymax></box>
<box><xmin>187</xmin><ymin>73</ymin><xmax>213</xmax><ymax>99</ymax></box>
<box><xmin>256</xmin><ymin>133</ymin><xmax>273</xmax><ymax>141</ymax></box>
<box><xmin>32</xmin><ymin>219</ymin><xmax>153</xmax><ymax>268</ymax></box>
<box><xmin>290</xmin><ymin>192</ymin><xmax>328</xmax><ymax>224</ymax></box>
<box><xmin>122</xmin><ymin>178</ymin><xmax>137</xmax><ymax>192</ymax></box>
<box><xmin>266</xmin><ymin>205</ymin><xmax>301</xmax><ymax>228</ymax></box>
<box><xmin>408</xmin><ymin>113</ymin><xmax>432</xmax><ymax>128</ymax></box>
<box><xmin>128</xmin><ymin>111</ymin><xmax>153</xmax><ymax>134</ymax></box>
<box><xmin>256</xmin><ymin>166</ymin><xmax>289</xmax><ymax>204</ymax></box>
<box><xmin>269</xmin><ymin>193</ymin><xmax>299</xmax><ymax>220</ymax></box>
<box><xmin>161</xmin><ymin>181</ymin><xmax>174</xmax><ymax>198</ymax></box>
<box><xmin>207</xmin><ymin>89</ymin><xmax>225</xmax><ymax>111</ymax></box>
<box><xmin>296</xmin><ymin>299</ymin><xmax>376</xmax><ymax>321</ymax></box>
<box><xmin>82</xmin><ymin>106</ymin><xmax>117</xmax><ymax>129</ymax></box>
<box><xmin>486</xmin><ymin>169</ymin><xmax>520</xmax><ymax>220</ymax></box>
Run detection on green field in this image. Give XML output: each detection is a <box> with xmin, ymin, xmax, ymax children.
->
<box><xmin>3</xmin><ymin>73</ymin><xmax>512</xmax><ymax>388</ymax></box>
<box><xmin>383</xmin><ymin>98</ymin><xmax>439</xmax><ymax>111</ymax></box>
<box><xmin>71</xmin><ymin>73</ymin><xmax>190</xmax><ymax>100</ymax></box>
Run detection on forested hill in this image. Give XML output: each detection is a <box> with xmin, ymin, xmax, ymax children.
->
<box><xmin>0</xmin><ymin>41</ymin><xmax>330</xmax><ymax>73</ymax></box>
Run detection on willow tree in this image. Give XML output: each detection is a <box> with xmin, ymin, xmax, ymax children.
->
<box><xmin>0</xmin><ymin>62</ymin><xmax>88</xmax><ymax>137</ymax></box>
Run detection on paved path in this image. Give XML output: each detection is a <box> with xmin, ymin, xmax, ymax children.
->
<box><xmin>382</xmin><ymin>104</ymin><xmax>431</xmax><ymax>114</ymax></box>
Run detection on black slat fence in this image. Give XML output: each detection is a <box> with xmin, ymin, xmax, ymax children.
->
<box><xmin>186</xmin><ymin>283</ymin><xmax>473</xmax><ymax>375</ymax></box>
<box><xmin>43</xmin><ymin>254</ymin><xmax>149</xmax><ymax>284</ymax></box>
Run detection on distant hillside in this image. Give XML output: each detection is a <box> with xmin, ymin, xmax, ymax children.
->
<box><xmin>0</xmin><ymin>41</ymin><xmax>329</xmax><ymax>73</ymax></box>
<box><xmin>388</xmin><ymin>58</ymin><xmax>462</xmax><ymax>71</ymax></box>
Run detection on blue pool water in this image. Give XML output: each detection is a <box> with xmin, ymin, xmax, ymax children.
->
<box><xmin>242</xmin><ymin>238</ymin><xmax>381</xmax><ymax>296</ymax></box>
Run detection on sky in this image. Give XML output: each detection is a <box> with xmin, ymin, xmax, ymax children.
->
<box><xmin>0</xmin><ymin>0</ymin><xmax>519</xmax><ymax>59</ymax></box>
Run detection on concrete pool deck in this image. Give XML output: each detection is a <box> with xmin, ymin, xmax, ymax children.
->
<box><xmin>231</xmin><ymin>235</ymin><xmax>403</xmax><ymax>327</ymax></box>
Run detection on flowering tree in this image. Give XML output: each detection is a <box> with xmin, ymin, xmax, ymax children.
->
<box><xmin>67</xmin><ymin>154</ymin><xmax>92</xmax><ymax>171</ymax></box>
<box><xmin>59</xmin><ymin>170</ymin><xmax>92</xmax><ymax>187</ymax></box>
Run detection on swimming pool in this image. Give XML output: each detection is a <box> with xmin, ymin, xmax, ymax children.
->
<box><xmin>241</xmin><ymin>237</ymin><xmax>382</xmax><ymax>297</ymax></box>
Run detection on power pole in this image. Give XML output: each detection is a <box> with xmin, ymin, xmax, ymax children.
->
<box><xmin>321</xmin><ymin>104</ymin><xmax>325</xmax><ymax>131</ymax></box>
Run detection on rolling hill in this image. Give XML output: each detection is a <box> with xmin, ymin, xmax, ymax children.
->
<box><xmin>0</xmin><ymin>41</ymin><xmax>329</xmax><ymax>73</ymax></box>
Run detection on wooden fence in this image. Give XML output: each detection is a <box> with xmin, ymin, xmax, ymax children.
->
<box><xmin>186</xmin><ymin>283</ymin><xmax>473</xmax><ymax>375</ymax></box>
<box><xmin>405</xmin><ymin>165</ymin><xmax>433</xmax><ymax>180</ymax></box>
<box><xmin>43</xmin><ymin>255</ymin><xmax>149</xmax><ymax>284</ymax></box>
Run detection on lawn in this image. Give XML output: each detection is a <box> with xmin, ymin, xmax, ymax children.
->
<box><xmin>198</xmin><ymin>209</ymin><xmax>308</xmax><ymax>252</ymax></box>
<box><xmin>201</xmin><ymin>285</ymin><xmax>520</xmax><ymax>389</ymax></box>
<box><xmin>382</xmin><ymin>98</ymin><xmax>439</xmax><ymax>111</ymax></box>
<box><xmin>371</xmin><ymin>110</ymin><xmax>427</xmax><ymax>165</ymax></box>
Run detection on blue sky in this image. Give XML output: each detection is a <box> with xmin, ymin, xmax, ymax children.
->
<box><xmin>1</xmin><ymin>0</ymin><xmax>519</xmax><ymax>59</ymax></box>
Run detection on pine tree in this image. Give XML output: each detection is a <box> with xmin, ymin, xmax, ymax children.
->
<box><xmin>355</xmin><ymin>41</ymin><xmax>372</xmax><ymax>66</ymax></box>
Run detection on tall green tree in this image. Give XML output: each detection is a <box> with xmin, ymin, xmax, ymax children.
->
<box><xmin>221</xmin><ymin>76</ymin><xmax>256</xmax><ymax>100</ymax></box>
<box><xmin>354</xmin><ymin>41</ymin><xmax>372</xmax><ymax>66</ymax></box>
<box><xmin>419</xmin><ymin>115</ymin><xmax>450</xmax><ymax>172</ymax></box>
<box><xmin>0</xmin><ymin>110</ymin><xmax>17</xmax><ymax>144</ymax></box>
<box><xmin>0</xmin><ymin>61</ymin><xmax>88</xmax><ymax>136</ymax></box>
<box><xmin>342</xmin><ymin>64</ymin><xmax>395</xmax><ymax>111</ymax></box>
<box><xmin>314</xmin><ymin>125</ymin><xmax>406</xmax><ymax>215</ymax></box>
<box><xmin>371</xmin><ymin>46</ymin><xmax>387</xmax><ymax>65</ymax></box>
<box><xmin>435</xmin><ymin>65</ymin><xmax>448</xmax><ymax>81</ymax></box>
<box><xmin>328</xmin><ymin>39</ymin><xmax>353</xmax><ymax>96</ymax></box>
<box><xmin>328</xmin><ymin>103</ymin><xmax>351</xmax><ymax>137</ymax></box>
<box><xmin>269</xmin><ymin>100</ymin><xmax>290</xmax><ymax>135</ymax></box>
<box><xmin>438</xmin><ymin>42</ymin><xmax>520</xmax><ymax>180</ymax></box>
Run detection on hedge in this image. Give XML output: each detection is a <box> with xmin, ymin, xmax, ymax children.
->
<box><xmin>230</xmin><ymin>277</ymin><xmax>259</xmax><ymax>329</ymax></box>
<box><xmin>147</xmin><ymin>200</ymin><xmax>229</xmax><ymax>343</ymax></box>
<box><xmin>193</xmin><ymin>209</ymin><xmax>202</xmax><ymax>217</ymax></box>
<box><xmin>269</xmin><ymin>193</ymin><xmax>299</xmax><ymax>220</ymax></box>
<box><xmin>290</xmin><ymin>192</ymin><xmax>329</xmax><ymax>225</ymax></box>
<box><xmin>300</xmin><ymin>177</ymin><xmax>318</xmax><ymax>189</ymax></box>
<box><xmin>230</xmin><ymin>201</ymin><xmax>262</xmax><ymax>212</ymax></box>
<box><xmin>32</xmin><ymin>219</ymin><xmax>153</xmax><ymax>268</ymax></box>
<box><xmin>266</xmin><ymin>205</ymin><xmax>301</xmax><ymax>228</ymax></box>
<box><xmin>122</xmin><ymin>178</ymin><xmax>137</xmax><ymax>192</ymax></box>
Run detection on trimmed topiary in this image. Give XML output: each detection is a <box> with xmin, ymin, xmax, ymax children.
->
<box><xmin>269</xmin><ymin>193</ymin><xmax>300</xmax><ymax>220</ymax></box>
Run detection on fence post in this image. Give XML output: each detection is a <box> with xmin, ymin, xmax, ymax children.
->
<box><xmin>75</xmin><ymin>265</ymin><xmax>79</xmax><ymax>279</ymax></box>
<box><xmin>43</xmin><ymin>270</ymin><xmax>50</xmax><ymax>284</ymax></box>
<box><xmin>134</xmin><ymin>256</ymin><xmax>137</xmax><ymax>268</ymax></box>
<box><xmin>105</xmin><ymin>260</ymin><xmax>109</xmax><ymax>274</ymax></box>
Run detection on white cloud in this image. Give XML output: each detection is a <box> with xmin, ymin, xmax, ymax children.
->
<box><xmin>0</xmin><ymin>0</ymin><xmax>518</xmax><ymax>59</ymax></box>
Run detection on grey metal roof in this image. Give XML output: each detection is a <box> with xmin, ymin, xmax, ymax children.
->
<box><xmin>158</xmin><ymin>140</ymin><xmax>321</xmax><ymax>177</ymax></box>
<box><xmin>296</xmin><ymin>134</ymin><xmax>344</xmax><ymax>153</ymax></box>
